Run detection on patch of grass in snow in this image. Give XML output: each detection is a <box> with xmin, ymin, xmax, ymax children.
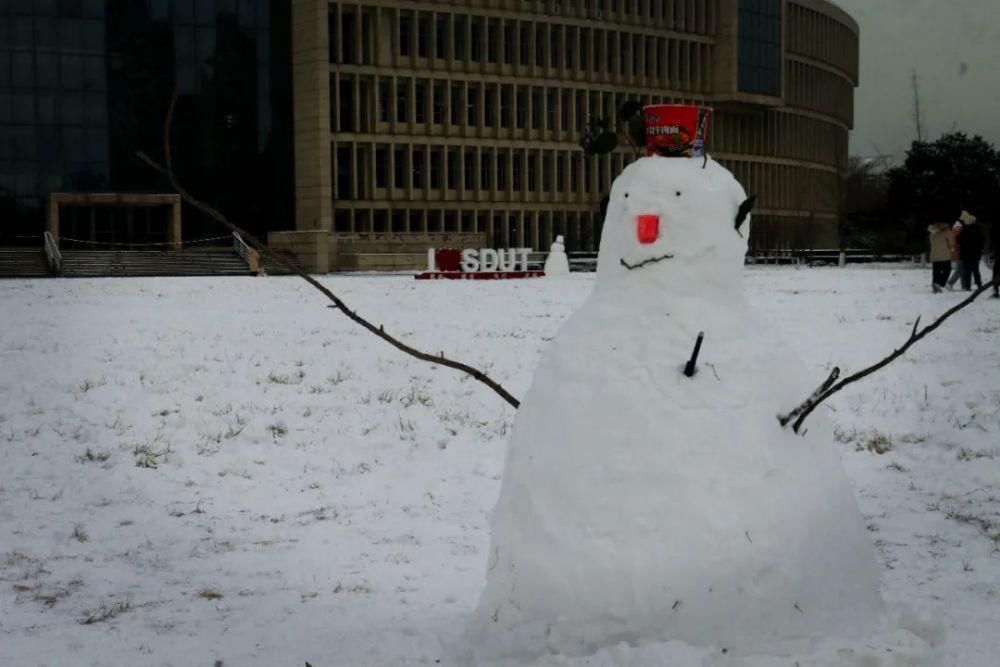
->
<box><xmin>267</xmin><ymin>422</ymin><xmax>288</xmax><ymax>439</ymax></box>
<box><xmin>133</xmin><ymin>442</ymin><xmax>173</xmax><ymax>469</ymax></box>
<box><xmin>327</xmin><ymin>369</ymin><xmax>352</xmax><ymax>385</ymax></box>
<box><xmin>75</xmin><ymin>377</ymin><xmax>106</xmax><ymax>394</ymax></box>
<box><xmin>266</xmin><ymin>370</ymin><xmax>305</xmax><ymax>385</ymax></box>
<box><xmin>333</xmin><ymin>580</ymin><xmax>373</xmax><ymax>594</ymax></box>
<box><xmin>76</xmin><ymin>447</ymin><xmax>111</xmax><ymax>464</ymax></box>
<box><xmin>71</xmin><ymin>524</ymin><xmax>89</xmax><ymax>542</ymax></box>
<box><xmin>196</xmin><ymin>587</ymin><xmax>223</xmax><ymax>600</ymax></box>
<box><xmin>856</xmin><ymin>431</ymin><xmax>893</xmax><ymax>455</ymax></box>
<box><xmin>399</xmin><ymin>385</ymin><xmax>434</xmax><ymax>408</ymax></box>
<box><xmin>80</xmin><ymin>599</ymin><xmax>132</xmax><ymax>625</ymax></box>
<box><xmin>957</xmin><ymin>448</ymin><xmax>995</xmax><ymax>461</ymax></box>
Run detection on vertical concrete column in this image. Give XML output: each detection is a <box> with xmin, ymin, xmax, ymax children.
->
<box><xmin>47</xmin><ymin>195</ymin><xmax>60</xmax><ymax>243</ymax></box>
<box><xmin>170</xmin><ymin>197</ymin><xmax>182</xmax><ymax>250</ymax></box>
<box><xmin>292</xmin><ymin>0</ymin><xmax>332</xmax><ymax>231</ymax></box>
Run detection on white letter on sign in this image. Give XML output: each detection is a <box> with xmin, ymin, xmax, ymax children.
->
<box><xmin>461</xmin><ymin>248</ymin><xmax>479</xmax><ymax>272</ymax></box>
<box><xmin>517</xmin><ymin>248</ymin><xmax>531</xmax><ymax>271</ymax></box>
<box><xmin>480</xmin><ymin>248</ymin><xmax>499</xmax><ymax>272</ymax></box>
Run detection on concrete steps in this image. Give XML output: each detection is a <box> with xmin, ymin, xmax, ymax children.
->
<box><xmin>59</xmin><ymin>249</ymin><xmax>251</xmax><ymax>278</ymax></box>
<box><xmin>0</xmin><ymin>248</ymin><xmax>52</xmax><ymax>278</ymax></box>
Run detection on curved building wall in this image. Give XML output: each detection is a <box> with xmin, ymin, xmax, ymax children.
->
<box><xmin>309</xmin><ymin>0</ymin><xmax>859</xmax><ymax>252</ymax></box>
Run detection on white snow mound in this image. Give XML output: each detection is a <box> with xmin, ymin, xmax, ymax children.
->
<box><xmin>463</xmin><ymin>157</ymin><xmax>940</xmax><ymax>664</ymax></box>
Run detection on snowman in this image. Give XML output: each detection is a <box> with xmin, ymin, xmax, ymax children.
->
<box><xmin>543</xmin><ymin>235</ymin><xmax>570</xmax><ymax>277</ymax></box>
<box><xmin>463</xmin><ymin>154</ymin><xmax>904</xmax><ymax>662</ymax></box>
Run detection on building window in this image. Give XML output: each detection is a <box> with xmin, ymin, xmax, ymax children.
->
<box><xmin>432</xmin><ymin>82</ymin><xmax>444</xmax><ymax>124</ymax></box>
<box><xmin>447</xmin><ymin>148</ymin><xmax>458</xmax><ymax>189</ymax></box>
<box><xmin>450</xmin><ymin>82</ymin><xmax>463</xmax><ymax>125</ymax></box>
<box><xmin>531</xmin><ymin>88</ymin><xmax>542</xmax><ymax>129</ymax></box>
<box><xmin>480</xmin><ymin>149</ymin><xmax>492</xmax><ymax>189</ymax></box>
<box><xmin>527</xmin><ymin>153</ymin><xmax>537</xmax><ymax>192</ymax></box>
<box><xmin>399</xmin><ymin>12</ymin><xmax>412</xmax><ymax>57</ymax></box>
<box><xmin>550</xmin><ymin>25</ymin><xmax>561</xmax><ymax>68</ymax></box>
<box><xmin>417</xmin><ymin>13</ymin><xmax>430</xmax><ymax>58</ymax></box>
<box><xmin>415</xmin><ymin>80</ymin><xmax>427</xmax><ymax>123</ymax></box>
<box><xmin>396</xmin><ymin>81</ymin><xmax>409</xmax><ymax>123</ymax></box>
<box><xmin>470</xmin><ymin>18</ymin><xmax>483</xmax><ymax>61</ymax></box>
<box><xmin>496</xmin><ymin>151</ymin><xmax>507</xmax><ymax>190</ymax></box>
<box><xmin>487</xmin><ymin>19</ymin><xmax>498</xmax><ymax>63</ymax></box>
<box><xmin>535</xmin><ymin>25</ymin><xmax>545</xmax><ymax>66</ymax></box>
<box><xmin>394</xmin><ymin>146</ymin><xmax>406</xmax><ymax>188</ymax></box>
<box><xmin>430</xmin><ymin>149</ymin><xmax>441</xmax><ymax>189</ymax></box>
<box><xmin>512</xmin><ymin>150</ymin><xmax>523</xmax><ymax>190</ymax></box>
<box><xmin>565</xmin><ymin>27</ymin><xmax>575</xmax><ymax>70</ymax></box>
<box><xmin>467</xmin><ymin>84</ymin><xmax>479</xmax><ymax>125</ymax></box>
<box><xmin>484</xmin><ymin>86</ymin><xmax>495</xmax><ymax>126</ymax></box>
<box><xmin>503</xmin><ymin>23</ymin><xmax>513</xmax><ymax>65</ymax></box>
<box><xmin>412</xmin><ymin>148</ymin><xmax>424</xmax><ymax>188</ymax></box>
<box><xmin>435</xmin><ymin>16</ymin><xmax>448</xmax><ymax>59</ymax></box>
<box><xmin>738</xmin><ymin>0</ymin><xmax>782</xmax><ymax>96</ymax></box>
<box><xmin>500</xmin><ymin>86</ymin><xmax>511</xmax><ymax>128</ymax></box>
<box><xmin>453</xmin><ymin>16</ymin><xmax>466</xmax><ymax>59</ymax></box>
<box><xmin>515</xmin><ymin>88</ymin><xmax>526</xmax><ymax>129</ymax></box>
<box><xmin>519</xmin><ymin>24</ymin><xmax>530</xmax><ymax>65</ymax></box>
<box><xmin>375</xmin><ymin>145</ymin><xmax>388</xmax><ymax>188</ymax></box>
<box><xmin>378</xmin><ymin>80</ymin><xmax>390</xmax><ymax>122</ymax></box>
<box><xmin>464</xmin><ymin>150</ymin><xmax>476</xmax><ymax>189</ymax></box>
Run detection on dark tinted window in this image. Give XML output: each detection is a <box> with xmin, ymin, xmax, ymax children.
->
<box><xmin>738</xmin><ymin>0</ymin><xmax>782</xmax><ymax>97</ymax></box>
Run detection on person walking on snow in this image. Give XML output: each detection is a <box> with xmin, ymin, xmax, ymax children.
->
<box><xmin>927</xmin><ymin>222</ymin><xmax>952</xmax><ymax>292</ymax></box>
<box><xmin>957</xmin><ymin>211</ymin><xmax>984</xmax><ymax>291</ymax></box>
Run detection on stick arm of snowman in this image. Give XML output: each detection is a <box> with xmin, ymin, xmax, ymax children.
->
<box><xmin>778</xmin><ymin>279</ymin><xmax>999</xmax><ymax>433</ymax></box>
<box><xmin>138</xmin><ymin>87</ymin><xmax>522</xmax><ymax>410</ymax></box>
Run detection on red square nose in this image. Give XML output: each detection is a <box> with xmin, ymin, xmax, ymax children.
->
<box><xmin>637</xmin><ymin>214</ymin><xmax>660</xmax><ymax>244</ymax></box>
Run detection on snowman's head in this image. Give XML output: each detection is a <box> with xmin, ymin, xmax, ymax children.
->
<box><xmin>595</xmin><ymin>156</ymin><xmax>753</xmax><ymax>295</ymax></box>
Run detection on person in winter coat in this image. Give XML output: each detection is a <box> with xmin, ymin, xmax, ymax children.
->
<box><xmin>927</xmin><ymin>222</ymin><xmax>952</xmax><ymax>292</ymax></box>
<box><xmin>946</xmin><ymin>218</ymin><xmax>964</xmax><ymax>289</ymax></box>
<box><xmin>957</xmin><ymin>211</ymin><xmax>984</xmax><ymax>290</ymax></box>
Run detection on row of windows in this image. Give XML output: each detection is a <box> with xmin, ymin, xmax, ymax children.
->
<box><xmin>0</xmin><ymin>123</ymin><xmax>108</xmax><ymax>164</ymax></box>
<box><xmin>737</xmin><ymin>0</ymin><xmax>781</xmax><ymax>97</ymax></box>
<box><xmin>0</xmin><ymin>0</ymin><xmax>104</xmax><ymax>18</ymax></box>
<box><xmin>713</xmin><ymin>111</ymin><xmax>847</xmax><ymax>170</ymax></box>
<box><xmin>786</xmin><ymin>2</ymin><xmax>858</xmax><ymax>81</ymax></box>
<box><xmin>332</xmin><ymin>73</ymin><xmax>709</xmax><ymax>135</ymax></box>
<box><xmin>0</xmin><ymin>52</ymin><xmax>106</xmax><ymax>91</ymax></box>
<box><xmin>785</xmin><ymin>60</ymin><xmax>854</xmax><ymax>126</ymax></box>
<box><xmin>331</xmin><ymin>206</ymin><xmax>602</xmax><ymax>251</ymax></box>
<box><xmin>0</xmin><ymin>90</ymin><xmax>106</xmax><ymax>128</ymax></box>
<box><xmin>332</xmin><ymin>4</ymin><xmax>713</xmax><ymax>82</ymax></box>
<box><xmin>332</xmin><ymin>143</ymin><xmax>640</xmax><ymax>203</ymax></box>
<box><xmin>1</xmin><ymin>16</ymin><xmax>105</xmax><ymax>54</ymax></box>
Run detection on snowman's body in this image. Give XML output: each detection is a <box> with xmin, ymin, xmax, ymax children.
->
<box><xmin>544</xmin><ymin>236</ymin><xmax>570</xmax><ymax>277</ymax></box>
<box><xmin>466</xmin><ymin>157</ymin><xmax>883</xmax><ymax>661</ymax></box>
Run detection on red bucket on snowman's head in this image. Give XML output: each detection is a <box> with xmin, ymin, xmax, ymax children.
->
<box><xmin>643</xmin><ymin>104</ymin><xmax>712</xmax><ymax>158</ymax></box>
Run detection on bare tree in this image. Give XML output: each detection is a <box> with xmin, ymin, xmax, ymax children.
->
<box><xmin>911</xmin><ymin>70</ymin><xmax>925</xmax><ymax>142</ymax></box>
<box><xmin>139</xmin><ymin>89</ymin><xmax>521</xmax><ymax>410</ymax></box>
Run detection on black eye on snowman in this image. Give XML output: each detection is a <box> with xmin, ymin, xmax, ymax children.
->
<box><xmin>675</xmin><ymin>191</ymin><xmax>682</xmax><ymax>197</ymax></box>
<box><xmin>624</xmin><ymin>193</ymin><xmax>629</xmax><ymax>199</ymax></box>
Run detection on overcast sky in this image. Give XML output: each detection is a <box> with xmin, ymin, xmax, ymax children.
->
<box><xmin>831</xmin><ymin>0</ymin><xmax>1000</xmax><ymax>162</ymax></box>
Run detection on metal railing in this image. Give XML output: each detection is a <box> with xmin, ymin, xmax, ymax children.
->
<box><xmin>233</xmin><ymin>233</ymin><xmax>263</xmax><ymax>276</ymax></box>
<box><xmin>43</xmin><ymin>231</ymin><xmax>61</xmax><ymax>276</ymax></box>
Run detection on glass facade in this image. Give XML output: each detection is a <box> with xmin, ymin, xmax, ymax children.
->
<box><xmin>737</xmin><ymin>0</ymin><xmax>782</xmax><ymax>98</ymax></box>
<box><xmin>0</xmin><ymin>0</ymin><xmax>291</xmax><ymax>244</ymax></box>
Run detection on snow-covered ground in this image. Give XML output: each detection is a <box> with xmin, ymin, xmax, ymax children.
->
<box><xmin>1</xmin><ymin>266</ymin><xmax>997</xmax><ymax>666</ymax></box>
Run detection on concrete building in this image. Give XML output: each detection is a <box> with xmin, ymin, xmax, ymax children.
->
<box><xmin>301</xmin><ymin>0</ymin><xmax>859</xmax><ymax>256</ymax></box>
<box><xmin>0</xmin><ymin>1</ymin><xmax>858</xmax><ymax>272</ymax></box>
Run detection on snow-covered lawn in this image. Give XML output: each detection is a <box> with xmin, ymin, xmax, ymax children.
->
<box><xmin>1</xmin><ymin>267</ymin><xmax>998</xmax><ymax>666</ymax></box>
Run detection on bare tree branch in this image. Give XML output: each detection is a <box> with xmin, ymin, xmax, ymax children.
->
<box><xmin>781</xmin><ymin>279</ymin><xmax>998</xmax><ymax>433</ymax></box>
<box><xmin>139</xmin><ymin>89</ymin><xmax>521</xmax><ymax>410</ymax></box>
<box><xmin>778</xmin><ymin>366</ymin><xmax>840</xmax><ymax>428</ymax></box>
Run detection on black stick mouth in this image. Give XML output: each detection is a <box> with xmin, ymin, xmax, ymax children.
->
<box><xmin>620</xmin><ymin>254</ymin><xmax>675</xmax><ymax>271</ymax></box>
